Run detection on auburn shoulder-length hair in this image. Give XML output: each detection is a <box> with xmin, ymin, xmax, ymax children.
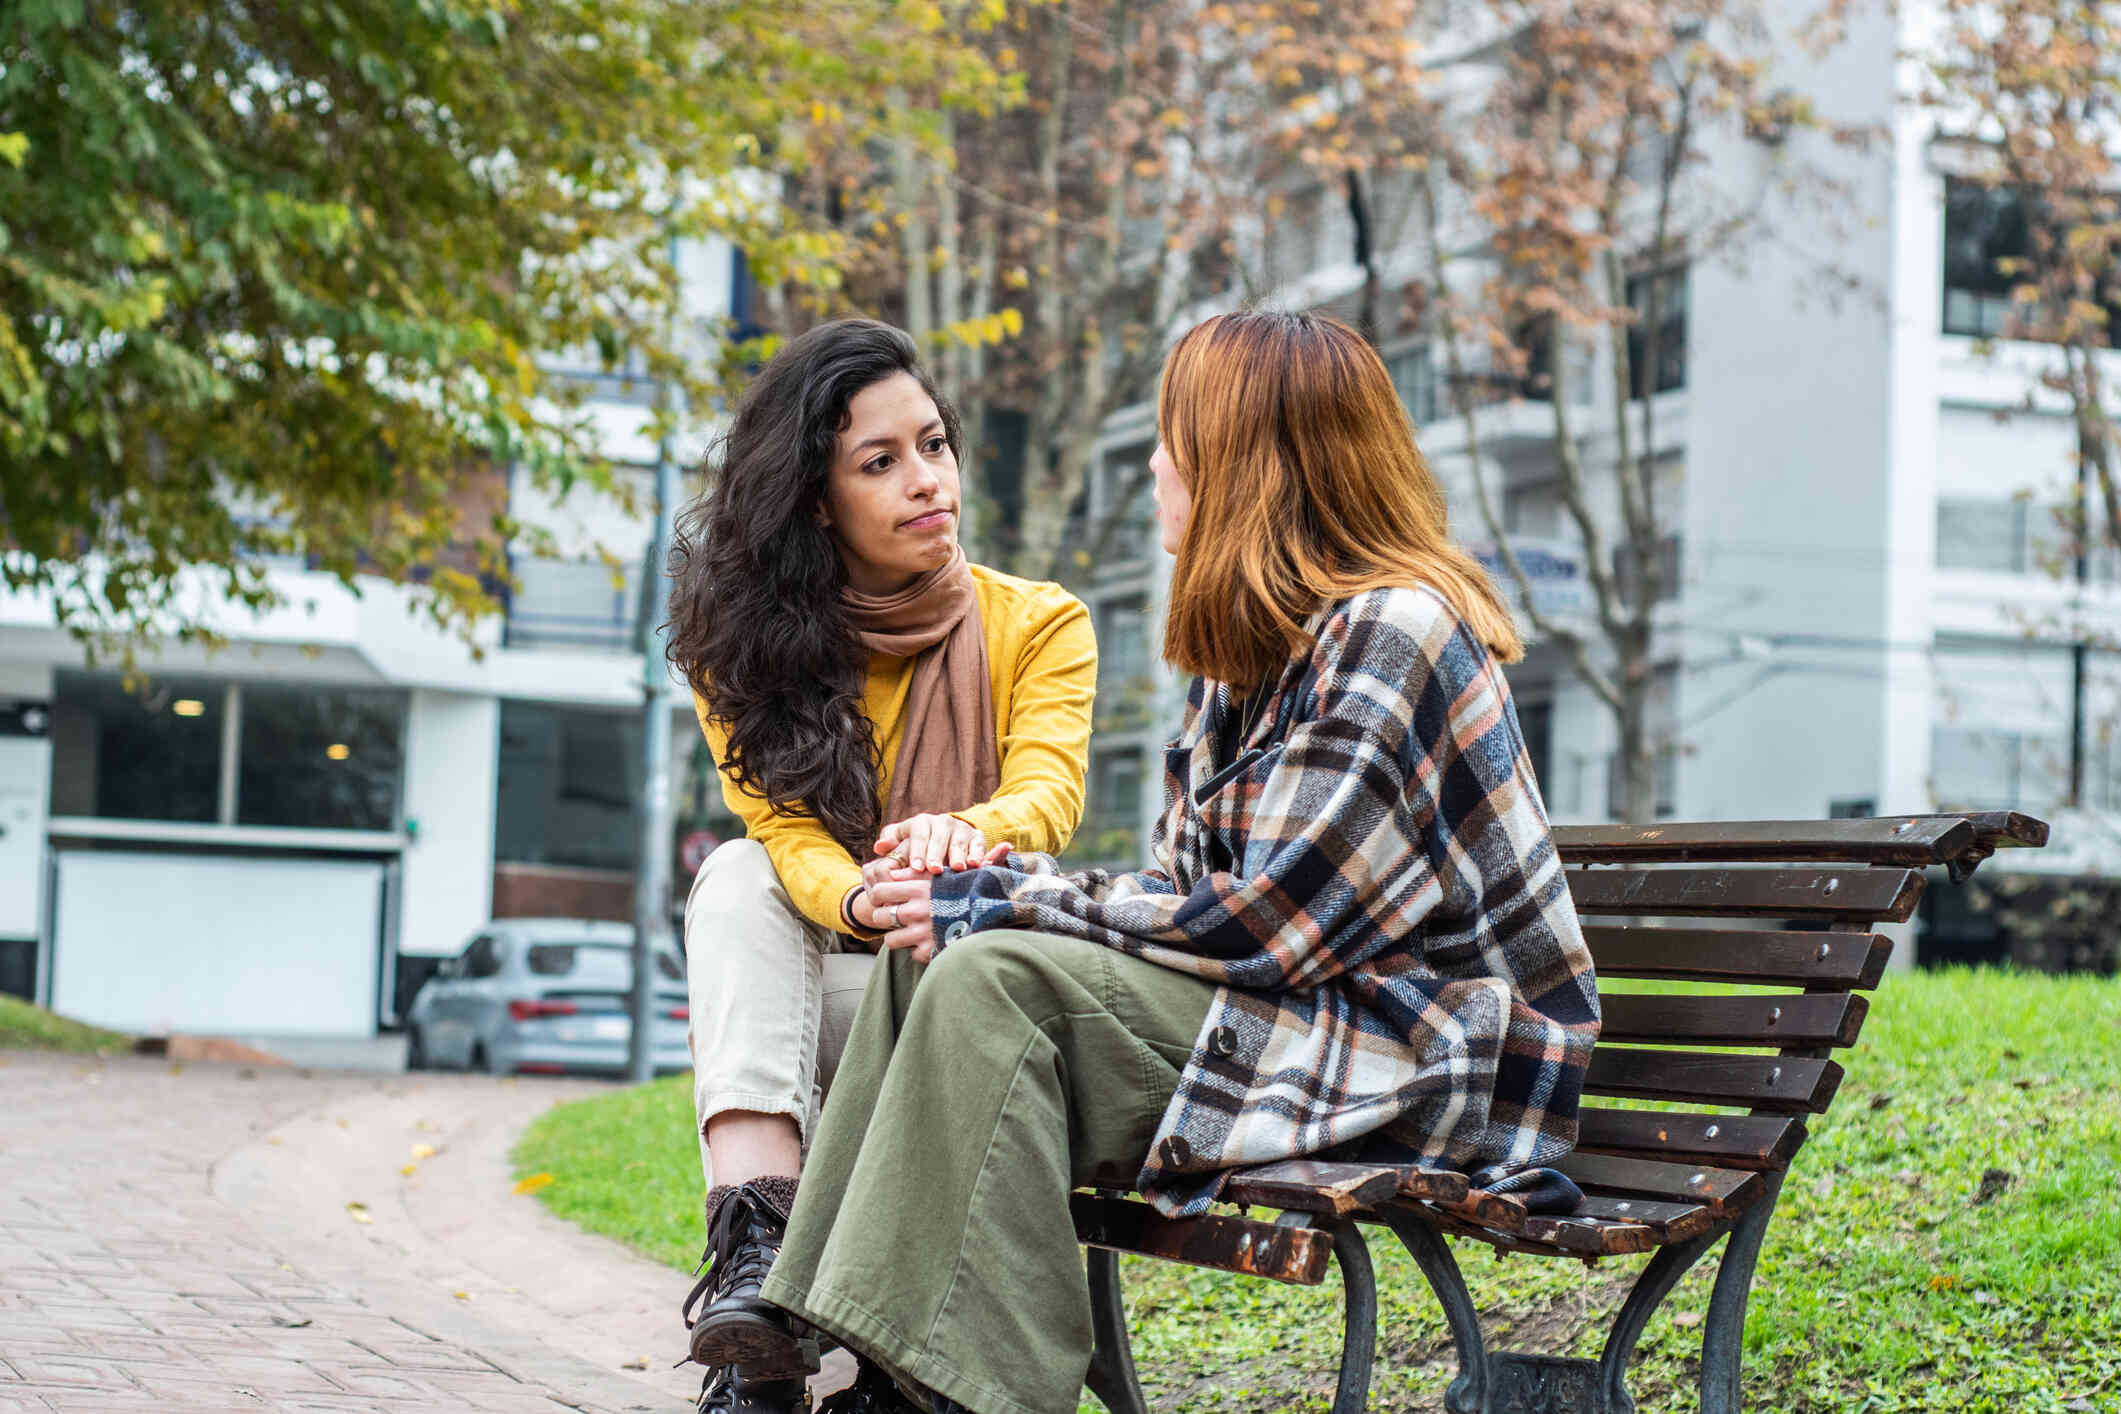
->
<box><xmin>1158</xmin><ymin>311</ymin><xmax>1523</xmax><ymax>688</ymax></box>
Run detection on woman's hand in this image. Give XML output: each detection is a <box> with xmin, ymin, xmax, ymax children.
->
<box><xmin>875</xmin><ymin>813</ymin><xmax>996</xmax><ymax>874</ymax></box>
<box><xmin>857</xmin><ymin>875</ymin><xmax>939</xmax><ymax>962</ymax></box>
<box><xmin>848</xmin><ymin>839</ymin><xmax>1010</xmax><ymax>961</ymax></box>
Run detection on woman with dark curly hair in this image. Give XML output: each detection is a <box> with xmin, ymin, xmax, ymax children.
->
<box><xmin>666</xmin><ymin>319</ymin><xmax>1096</xmax><ymax>1414</ymax></box>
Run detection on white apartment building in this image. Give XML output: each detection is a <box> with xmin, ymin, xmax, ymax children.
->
<box><xmin>0</xmin><ymin>241</ymin><xmax>741</xmax><ymax>1036</ymax></box>
<box><xmin>1059</xmin><ymin>3</ymin><xmax>2112</xmax><ymax>965</ymax></box>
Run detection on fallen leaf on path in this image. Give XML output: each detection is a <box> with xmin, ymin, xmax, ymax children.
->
<box><xmin>411</xmin><ymin>1143</ymin><xmax>438</xmax><ymax>1160</ymax></box>
<box><xmin>400</xmin><ymin>1164</ymin><xmax>418</xmax><ymax>1176</ymax></box>
<box><xmin>622</xmin><ymin>1358</ymin><xmax>648</xmax><ymax>1370</ymax></box>
<box><xmin>514</xmin><ymin>1172</ymin><xmax>555</xmax><ymax>1195</ymax></box>
<box><xmin>454</xmin><ymin>1290</ymin><xmax>472</xmax><ymax>1301</ymax></box>
<box><xmin>346</xmin><ymin>1201</ymin><xmax>374</xmax><ymax>1225</ymax></box>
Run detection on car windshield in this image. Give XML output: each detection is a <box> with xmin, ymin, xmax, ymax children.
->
<box><xmin>523</xmin><ymin>943</ymin><xmax>681</xmax><ymax>983</ymax></box>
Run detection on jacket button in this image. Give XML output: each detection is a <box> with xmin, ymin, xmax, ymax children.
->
<box><xmin>943</xmin><ymin>921</ymin><xmax>969</xmax><ymax>943</ymax></box>
<box><xmin>1208</xmin><ymin>1025</ymin><xmax>1239</xmax><ymax>1058</ymax></box>
<box><xmin>1158</xmin><ymin>1135</ymin><xmax>1192</xmax><ymax>1168</ymax></box>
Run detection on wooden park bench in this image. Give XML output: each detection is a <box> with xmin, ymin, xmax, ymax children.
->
<box><xmin>1071</xmin><ymin>811</ymin><xmax>2049</xmax><ymax>1414</ymax></box>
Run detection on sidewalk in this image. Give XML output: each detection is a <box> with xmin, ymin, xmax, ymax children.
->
<box><xmin>0</xmin><ymin>1048</ymin><xmax>698</xmax><ymax>1411</ymax></box>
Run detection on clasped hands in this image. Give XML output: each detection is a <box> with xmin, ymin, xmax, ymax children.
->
<box><xmin>844</xmin><ymin>813</ymin><xmax>1009</xmax><ymax>963</ymax></box>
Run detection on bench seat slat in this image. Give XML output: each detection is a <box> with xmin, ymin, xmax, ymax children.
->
<box><xmin>1518</xmin><ymin>1212</ymin><xmax>1659</xmax><ymax>1255</ymax></box>
<box><xmin>1069</xmin><ymin>1194</ymin><xmax>1331</xmax><ymax>1286</ymax></box>
<box><xmin>1566</xmin><ymin>866</ymin><xmax>1922</xmax><ymax>923</ymax></box>
<box><xmin>1555</xmin><ymin>1152</ymin><xmax>1763</xmax><ymax>1212</ymax></box>
<box><xmin>1554</xmin><ymin>817</ymin><xmax>1974</xmax><ymax>868</ymax></box>
<box><xmin>1584</xmin><ymin>1048</ymin><xmax>1843</xmax><ymax>1113</ymax></box>
<box><xmin>1573</xmin><ymin>1108</ymin><xmax>1808</xmax><ymax>1171</ymax></box>
<box><xmin>1584</xmin><ymin>927</ymin><xmax>1892</xmax><ymax>988</ymax></box>
<box><xmin>1395</xmin><ymin>1201</ymin><xmax>1666</xmax><ymax>1258</ymax></box>
<box><xmin>1220</xmin><ymin>1160</ymin><xmax>1403</xmax><ymax>1216</ymax></box>
<box><xmin>1597</xmin><ymin>992</ymin><xmax>1869</xmax><ymax>1049</ymax></box>
<box><xmin>1570</xmin><ymin>1193</ymin><xmax>1721</xmax><ymax>1243</ymax></box>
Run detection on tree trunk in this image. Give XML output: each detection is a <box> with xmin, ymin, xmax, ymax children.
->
<box><xmin>1615</xmin><ymin>621</ymin><xmax>1657</xmax><ymax>824</ymax></box>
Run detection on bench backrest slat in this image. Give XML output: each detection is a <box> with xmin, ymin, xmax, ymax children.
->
<box><xmin>1596</xmin><ymin>992</ymin><xmax>1868</xmax><ymax>1049</ymax></box>
<box><xmin>1583</xmin><ymin>926</ymin><xmax>1892</xmax><ymax>988</ymax></box>
<box><xmin>1585</xmin><ymin>1047</ymin><xmax>1842</xmax><ymax>1113</ymax></box>
<box><xmin>1566</xmin><ymin>866</ymin><xmax>1924</xmax><ymax>923</ymax></box>
<box><xmin>1572</xmin><ymin>1108</ymin><xmax>1807</xmax><ymax>1171</ymax></box>
<box><xmin>1554</xmin><ymin>816</ymin><xmax>1974</xmax><ymax>867</ymax></box>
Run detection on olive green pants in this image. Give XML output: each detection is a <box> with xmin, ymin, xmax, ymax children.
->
<box><xmin>758</xmin><ymin>930</ymin><xmax>1220</xmax><ymax>1414</ymax></box>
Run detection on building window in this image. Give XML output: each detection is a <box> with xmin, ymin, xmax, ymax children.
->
<box><xmin>1625</xmin><ymin>267</ymin><xmax>1688</xmax><ymax>396</ymax></box>
<box><xmin>1097</xmin><ymin>595</ymin><xmax>1152</xmax><ymax>689</ymax></box>
<box><xmin>49</xmin><ymin>671</ymin><xmax>226</xmax><ymax>824</ymax></box>
<box><xmin>237</xmin><ymin>685</ymin><xmax>406</xmax><ymax>832</ymax></box>
<box><xmin>1943</xmin><ymin>179</ymin><xmax>2032</xmax><ymax>338</ymax></box>
<box><xmin>1936</xmin><ymin>498</ymin><xmax>2032</xmax><ymax>573</ymax></box>
<box><xmin>1514</xmin><ymin>696</ymin><xmax>1554</xmax><ymax>803</ymax></box>
<box><xmin>1385</xmin><ymin>345</ymin><xmax>1439</xmax><ymax>425</ymax></box>
<box><xmin>1932</xmin><ymin>726</ymin><xmax>2069</xmax><ymax>813</ymax></box>
<box><xmin>495</xmin><ymin>703</ymin><xmax>642</xmax><ymax>872</ymax></box>
<box><xmin>1078</xmin><ymin>746</ymin><xmax>1146</xmax><ymax>870</ymax></box>
<box><xmin>505</xmin><ymin>557</ymin><xmax>641</xmax><ymax>654</ymax></box>
<box><xmin>1934</xmin><ymin>497</ymin><xmax>2117</xmax><ymax>579</ymax></box>
<box><xmin>1942</xmin><ymin>177</ymin><xmax>2121</xmax><ymax>340</ymax></box>
<box><xmin>48</xmin><ymin>674</ymin><xmax>408</xmax><ymax>831</ymax></box>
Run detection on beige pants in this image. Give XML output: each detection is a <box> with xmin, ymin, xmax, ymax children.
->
<box><xmin>684</xmin><ymin>839</ymin><xmax>876</xmax><ymax>1188</ymax></box>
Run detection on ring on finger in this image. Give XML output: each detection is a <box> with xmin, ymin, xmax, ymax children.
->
<box><xmin>890</xmin><ymin>903</ymin><xmax>903</xmax><ymax>928</ymax></box>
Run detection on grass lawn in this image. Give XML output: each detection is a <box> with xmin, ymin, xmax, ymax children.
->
<box><xmin>515</xmin><ymin>968</ymin><xmax>2120</xmax><ymax>1413</ymax></box>
<box><xmin>0</xmin><ymin>994</ymin><xmax>132</xmax><ymax>1054</ymax></box>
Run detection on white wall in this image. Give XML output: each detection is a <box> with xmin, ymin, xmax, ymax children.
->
<box><xmin>1678</xmin><ymin>8</ymin><xmax>1906</xmax><ymax>821</ymax></box>
<box><xmin>0</xmin><ymin>662</ymin><xmax>53</xmax><ymax>940</ymax></box>
<box><xmin>396</xmin><ymin>690</ymin><xmax>500</xmax><ymax>958</ymax></box>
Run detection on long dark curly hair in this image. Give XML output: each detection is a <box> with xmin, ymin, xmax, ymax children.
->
<box><xmin>666</xmin><ymin>320</ymin><xmax>963</xmax><ymax>860</ymax></box>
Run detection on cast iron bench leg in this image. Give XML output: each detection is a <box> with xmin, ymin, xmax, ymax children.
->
<box><xmin>1327</xmin><ymin>1219</ymin><xmax>1378</xmax><ymax>1414</ymax></box>
<box><xmin>1085</xmin><ymin>1247</ymin><xmax>1146</xmax><ymax>1414</ymax></box>
<box><xmin>1082</xmin><ymin>1217</ymin><xmax>1378</xmax><ymax>1414</ymax></box>
<box><xmin>1598</xmin><ymin>1232</ymin><xmax>1720</xmax><ymax>1414</ymax></box>
<box><xmin>1382</xmin><ymin>1211</ymin><xmax>1489</xmax><ymax>1414</ymax></box>
<box><xmin>1701</xmin><ymin>1172</ymin><xmax>1783</xmax><ymax>1414</ymax></box>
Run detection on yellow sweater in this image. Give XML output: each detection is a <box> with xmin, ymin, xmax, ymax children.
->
<box><xmin>694</xmin><ymin>563</ymin><xmax>1098</xmax><ymax>933</ymax></box>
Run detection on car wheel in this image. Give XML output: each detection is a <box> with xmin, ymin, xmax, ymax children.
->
<box><xmin>405</xmin><ymin>1026</ymin><xmax>430</xmax><ymax>1072</ymax></box>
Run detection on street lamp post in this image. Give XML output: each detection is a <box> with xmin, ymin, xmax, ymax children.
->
<box><xmin>626</xmin><ymin>233</ymin><xmax>686</xmax><ymax>1087</ymax></box>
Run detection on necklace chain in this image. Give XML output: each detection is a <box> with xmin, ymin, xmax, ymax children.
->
<box><xmin>1234</xmin><ymin>678</ymin><xmax>1273</xmax><ymax>745</ymax></box>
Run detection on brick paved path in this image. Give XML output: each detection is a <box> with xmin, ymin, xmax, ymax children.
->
<box><xmin>0</xmin><ymin>1049</ymin><xmax>682</xmax><ymax>1413</ymax></box>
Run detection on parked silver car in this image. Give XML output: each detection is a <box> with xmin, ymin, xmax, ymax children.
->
<box><xmin>404</xmin><ymin>918</ymin><xmax>690</xmax><ymax>1077</ymax></box>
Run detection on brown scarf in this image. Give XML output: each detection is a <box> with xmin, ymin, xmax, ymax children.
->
<box><xmin>840</xmin><ymin>546</ymin><xmax>1002</xmax><ymax>829</ymax></box>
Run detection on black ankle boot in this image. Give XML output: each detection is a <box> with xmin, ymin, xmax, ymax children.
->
<box><xmin>682</xmin><ymin>1179</ymin><xmax>820</xmax><ymax>1379</ymax></box>
<box><xmin>696</xmin><ymin>1363</ymin><xmax>810</xmax><ymax>1414</ymax></box>
<box><xmin>813</xmin><ymin>1358</ymin><xmax>974</xmax><ymax>1414</ymax></box>
<box><xmin>815</xmin><ymin>1359</ymin><xmax>920</xmax><ymax>1413</ymax></box>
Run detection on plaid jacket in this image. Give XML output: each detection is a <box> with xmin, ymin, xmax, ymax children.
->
<box><xmin>926</xmin><ymin>585</ymin><xmax>1600</xmax><ymax>1218</ymax></box>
